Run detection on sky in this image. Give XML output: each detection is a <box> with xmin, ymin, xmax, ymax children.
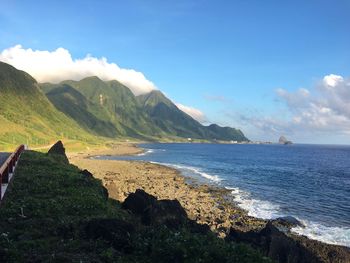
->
<box><xmin>0</xmin><ymin>0</ymin><xmax>350</xmax><ymax>144</ymax></box>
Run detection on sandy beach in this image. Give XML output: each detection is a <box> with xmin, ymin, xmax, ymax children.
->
<box><xmin>68</xmin><ymin>143</ymin><xmax>266</xmax><ymax>236</ymax></box>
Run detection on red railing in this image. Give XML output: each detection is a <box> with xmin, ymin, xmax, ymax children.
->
<box><xmin>0</xmin><ymin>145</ymin><xmax>25</xmax><ymax>201</ymax></box>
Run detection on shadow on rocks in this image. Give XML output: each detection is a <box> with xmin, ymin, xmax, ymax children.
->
<box><xmin>122</xmin><ymin>189</ymin><xmax>210</xmax><ymax>233</ymax></box>
<box><xmin>226</xmin><ymin>221</ymin><xmax>350</xmax><ymax>263</ymax></box>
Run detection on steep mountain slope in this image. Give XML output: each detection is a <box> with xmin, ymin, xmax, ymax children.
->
<box><xmin>0</xmin><ymin>62</ymin><xmax>96</xmax><ymax>149</ymax></box>
<box><xmin>137</xmin><ymin>90</ymin><xmax>207</xmax><ymax>138</ymax></box>
<box><xmin>57</xmin><ymin>77</ymin><xmax>163</xmax><ymax>138</ymax></box>
<box><xmin>137</xmin><ymin>90</ymin><xmax>248</xmax><ymax>141</ymax></box>
<box><xmin>42</xmin><ymin>83</ymin><xmax>118</xmax><ymax>138</ymax></box>
<box><xmin>1</xmin><ymin>61</ymin><xmax>247</xmax><ymax>145</ymax></box>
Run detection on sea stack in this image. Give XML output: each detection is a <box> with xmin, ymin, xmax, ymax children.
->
<box><xmin>279</xmin><ymin>136</ymin><xmax>293</xmax><ymax>145</ymax></box>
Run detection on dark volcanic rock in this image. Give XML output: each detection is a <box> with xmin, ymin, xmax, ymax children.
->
<box><xmin>84</xmin><ymin>218</ymin><xmax>134</xmax><ymax>252</ymax></box>
<box><xmin>47</xmin><ymin>140</ymin><xmax>69</xmax><ymax>164</ymax></box>
<box><xmin>227</xmin><ymin>222</ymin><xmax>350</xmax><ymax>263</ymax></box>
<box><xmin>273</xmin><ymin>216</ymin><xmax>304</xmax><ymax>228</ymax></box>
<box><xmin>227</xmin><ymin>222</ymin><xmax>322</xmax><ymax>263</ymax></box>
<box><xmin>80</xmin><ymin>169</ymin><xmax>93</xmax><ymax>178</ymax></box>
<box><xmin>144</xmin><ymin>199</ymin><xmax>188</xmax><ymax>227</ymax></box>
<box><xmin>188</xmin><ymin>220</ymin><xmax>211</xmax><ymax>234</ymax></box>
<box><xmin>122</xmin><ymin>189</ymin><xmax>188</xmax><ymax>229</ymax></box>
<box><xmin>122</xmin><ymin>189</ymin><xmax>157</xmax><ymax>215</ymax></box>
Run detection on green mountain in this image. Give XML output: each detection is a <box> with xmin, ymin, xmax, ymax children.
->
<box><xmin>1</xmin><ymin>61</ymin><xmax>247</xmax><ymax>146</ymax></box>
<box><xmin>137</xmin><ymin>90</ymin><xmax>248</xmax><ymax>141</ymax></box>
<box><xmin>0</xmin><ymin>62</ymin><xmax>97</xmax><ymax>150</ymax></box>
<box><xmin>44</xmin><ymin>78</ymin><xmax>247</xmax><ymax>141</ymax></box>
<box><xmin>42</xmin><ymin>83</ymin><xmax>118</xmax><ymax>138</ymax></box>
<box><xmin>42</xmin><ymin>77</ymin><xmax>164</xmax><ymax>139</ymax></box>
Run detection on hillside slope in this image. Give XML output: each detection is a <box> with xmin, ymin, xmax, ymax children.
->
<box><xmin>42</xmin><ymin>77</ymin><xmax>164</xmax><ymax>139</ymax></box>
<box><xmin>43</xmin><ymin>78</ymin><xmax>248</xmax><ymax>141</ymax></box>
<box><xmin>0</xmin><ymin>150</ymin><xmax>272</xmax><ymax>262</ymax></box>
<box><xmin>0</xmin><ymin>62</ymin><xmax>98</xmax><ymax>150</ymax></box>
<box><xmin>137</xmin><ymin>90</ymin><xmax>248</xmax><ymax>141</ymax></box>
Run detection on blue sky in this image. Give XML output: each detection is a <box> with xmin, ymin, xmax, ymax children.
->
<box><xmin>1</xmin><ymin>0</ymin><xmax>350</xmax><ymax>143</ymax></box>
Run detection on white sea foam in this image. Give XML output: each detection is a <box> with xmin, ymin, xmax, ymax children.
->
<box><xmin>137</xmin><ymin>149</ymin><xmax>154</xmax><ymax>156</ymax></box>
<box><xmin>226</xmin><ymin>187</ymin><xmax>281</xmax><ymax>219</ymax></box>
<box><xmin>292</xmin><ymin>220</ymin><xmax>350</xmax><ymax>247</ymax></box>
<box><xmin>150</xmin><ymin>161</ymin><xmax>222</xmax><ymax>182</ymax></box>
<box><xmin>226</xmin><ymin>186</ymin><xmax>350</xmax><ymax>247</ymax></box>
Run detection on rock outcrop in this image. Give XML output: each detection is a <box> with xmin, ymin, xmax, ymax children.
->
<box><xmin>279</xmin><ymin>136</ymin><xmax>293</xmax><ymax>145</ymax></box>
<box><xmin>47</xmin><ymin>140</ymin><xmax>69</xmax><ymax>164</ymax></box>
<box><xmin>227</xmin><ymin>222</ymin><xmax>321</xmax><ymax>263</ymax></box>
<box><xmin>227</xmin><ymin>221</ymin><xmax>350</xmax><ymax>263</ymax></box>
<box><xmin>273</xmin><ymin>216</ymin><xmax>304</xmax><ymax>229</ymax></box>
<box><xmin>122</xmin><ymin>189</ymin><xmax>188</xmax><ymax>229</ymax></box>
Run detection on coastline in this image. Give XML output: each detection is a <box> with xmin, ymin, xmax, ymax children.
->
<box><xmin>68</xmin><ymin>143</ymin><xmax>266</xmax><ymax>235</ymax></box>
<box><xmin>68</xmin><ymin>143</ymin><xmax>350</xmax><ymax>262</ymax></box>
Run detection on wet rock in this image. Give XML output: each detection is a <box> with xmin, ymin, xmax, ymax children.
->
<box><xmin>227</xmin><ymin>222</ymin><xmax>321</xmax><ymax>263</ymax></box>
<box><xmin>47</xmin><ymin>140</ymin><xmax>69</xmax><ymax>164</ymax></box>
<box><xmin>273</xmin><ymin>216</ymin><xmax>304</xmax><ymax>228</ymax></box>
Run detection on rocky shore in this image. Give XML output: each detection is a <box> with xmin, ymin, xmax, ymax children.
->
<box><xmin>68</xmin><ymin>143</ymin><xmax>350</xmax><ymax>263</ymax></box>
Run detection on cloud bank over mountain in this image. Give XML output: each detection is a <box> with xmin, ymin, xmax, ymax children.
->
<box><xmin>175</xmin><ymin>103</ymin><xmax>207</xmax><ymax>123</ymax></box>
<box><xmin>0</xmin><ymin>45</ymin><xmax>207</xmax><ymax>124</ymax></box>
<box><xmin>0</xmin><ymin>45</ymin><xmax>156</xmax><ymax>95</ymax></box>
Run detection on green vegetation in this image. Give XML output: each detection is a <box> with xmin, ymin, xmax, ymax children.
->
<box><xmin>42</xmin><ymin>77</ymin><xmax>248</xmax><ymax>142</ymax></box>
<box><xmin>42</xmin><ymin>77</ymin><xmax>164</xmax><ymax>140</ymax></box>
<box><xmin>137</xmin><ymin>90</ymin><xmax>247</xmax><ymax>141</ymax></box>
<box><xmin>0</xmin><ymin>151</ymin><xmax>272</xmax><ymax>262</ymax></box>
<box><xmin>0</xmin><ymin>62</ymin><xmax>102</xmax><ymax>151</ymax></box>
<box><xmin>1</xmin><ymin>61</ymin><xmax>247</xmax><ymax>150</ymax></box>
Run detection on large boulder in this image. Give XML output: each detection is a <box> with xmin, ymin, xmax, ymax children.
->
<box><xmin>144</xmin><ymin>199</ymin><xmax>188</xmax><ymax>228</ymax></box>
<box><xmin>122</xmin><ymin>189</ymin><xmax>157</xmax><ymax>215</ymax></box>
<box><xmin>122</xmin><ymin>189</ymin><xmax>188</xmax><ymax>229</ymax></box>
<box><xmin>47</xmin><ymin>140</ymin><xmax>69</xmax><ymax>164</ymax></box>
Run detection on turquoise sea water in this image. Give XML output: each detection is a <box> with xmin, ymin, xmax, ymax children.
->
<box><xmin>95</xmin><ymin>143</ymin><xmax>350</xmax><ymax>247</ymax></box>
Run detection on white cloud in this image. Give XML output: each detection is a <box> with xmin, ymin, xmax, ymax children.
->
<box><xmin>276</xmin><ymin>74</ymin><xmax>350</xmax><ymax>134</ymax></box>
<box><xmin>323</xmin><ymin>74</ymin><xmax>344</xmax><ymax>88</ymax></box>
<box><xmin>0</xmin><ymin>45</ymin><xmax>156</xmax><ymax>95</ymax></box>
<box><xmin>175</xmin><ymin>103</ymin><xmax>207</xmax><ymax>123</ymax></box>
<box><xmin>229</xmin><ymin>73</ymin><xmax>350</xmax><ymax>143</ymax></box>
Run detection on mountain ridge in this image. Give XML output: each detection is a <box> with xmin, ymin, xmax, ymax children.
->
<box><xmin>0</xmin><ymin>61</ymin><xmax>98</xmax><ymax>149</ymax></box>
<box><xmin>0</xmin><ymin>61</ymin><xmax>248</xmax><ymax>148</ymax></box>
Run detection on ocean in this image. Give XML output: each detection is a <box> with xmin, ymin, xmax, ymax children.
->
<box><xmin>95</xmin><ymin>143</ymin><xmax>350</xmax><ymax>247</ymax></box>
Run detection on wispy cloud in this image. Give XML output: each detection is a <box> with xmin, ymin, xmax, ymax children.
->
<box><xmin>275</xmin><ymin>74</ymin><xmax>350</xmax><ymax>133</ymax></box>
<box><xmin>228</xmin><ymin>73</ymin><xmax>350</xmax><ymax>142</ymax></box>
<box><xmin>175</xmin><ymin>103</ymin><xmax>207</xmax><ymax>123</ymax></box>
<box><xmin>0</xmin><ymin>45</ymin><xmax>157</xmax><ymax>95</ymax></box>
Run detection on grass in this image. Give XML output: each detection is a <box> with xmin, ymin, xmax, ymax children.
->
<box><xmin>0</xmin><ymin>151</ymin><xmax>273</xmax><ymax>263</ymax></box>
